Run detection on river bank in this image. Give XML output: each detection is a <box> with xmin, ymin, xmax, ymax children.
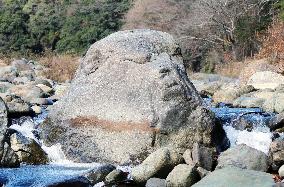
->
<box><xmin>1</xmin><ymin>30</ymin><xmax>284</xmax><ymax>186</ymax></box>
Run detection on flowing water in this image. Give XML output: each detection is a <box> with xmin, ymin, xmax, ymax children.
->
<box><xmin>0</xmin><ymin>100</ymin><xmax>277</xmax><ymax>186</ymax></box>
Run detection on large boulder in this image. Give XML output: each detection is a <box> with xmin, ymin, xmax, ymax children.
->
<box><xmin>192</xmin><ymin>167</ymin><xmax>275</xmax><ymax>187</ymax></box>
<box><xmin>41</xmin><ymin>29</ymin><xmax>216</xmax><ymax>164</ymax></box>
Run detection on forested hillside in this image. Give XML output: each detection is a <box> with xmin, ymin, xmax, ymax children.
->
<box><xmin>124</xmin><ymin>0</ymin><xmax>282</xmax><ymax>71</ymax></box>
<box><xmin>0</xmin><ymin>0</ymin><xmax>284</xmax><ymax>73</ymax></box>
<box><xmin>0</xmin><ymin>0</ymin><xmax>130</xmax><ymax>56</ymax></box>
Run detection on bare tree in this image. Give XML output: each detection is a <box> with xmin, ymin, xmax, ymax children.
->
<box><xmin>188</xmin><ymin>0</ymin><xmax>277</xmax><ymax>60</ymax></box>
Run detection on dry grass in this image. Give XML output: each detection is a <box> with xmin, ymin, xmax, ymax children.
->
<box><xmin>38</xmin><ymin>54</ymin><xmax>80</xmax><ymax>83</ymax></box>
<box><xmin>215</xmin><ymin>61</ymin><xmax>245</xmax><ymax>78</ymax></box>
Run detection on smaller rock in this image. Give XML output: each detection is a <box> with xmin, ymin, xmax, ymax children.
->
<box><xmin>0</xmin><ymin>82</ymin><xmax>13</xmax><ymax>93</ymax></box>
<box><xmin>269</xmin><ymin>140</ymin><xmax>284</xmax><ymax>170</ymax></box>
<box><xmin>34</xmin><ymin>79</ymin><xmax>53</xmax><ymax>88</ymax></box>
<box><xmin>0</xmin><ymin>66</ymin><xmax>18</xmax><ymax>81</ymax></box>
<box><xmin>31</xmin><ymin>105</ymin><xmax>42</xmax><ymax>114</ymax></box>
<box><xmin>105</xmin><ymin>169</ymin><xmax>127</xmax><ymax>184</ymax></box>
<box><xmin>0</xmin><ymin>142</ymin><xmax>20</xmax><ymax>168</ymax></box>
<box><xmin>36</xmin><ymin>84</ymin><xmax>53</xmax><ymax>94</ymax></box>
<box><xmin>6</xmin><ymin>97</ymin><xmax>32</xmax><ymax>116</ymax></box>
<box><xmin>183</xmin><ymin>149</ymin><xmax>194</xmax><ymax>166</ymax></box>
<box><xmin>268</xmin><ymin>113</ymin><xmax>284</xmax><ymax>131</ymax></box>
<box><xmin>146</xmin><ymin>178</ymin><xmax>166</xmax><ymax>187</ymax></box>
<box><xmin>233</xmin><ymin>97</ymin><xmax>265</xmax><ymax>108</ymax></box>
<box><xmin>217</xmin><ymin>144</ymin><xmax>269</xmax><ymax>172</ymax></box>
<box><xmin>8</xmin><ymin>84</ymin><xmax>45</xmax><ymax>103</ymax></box>
<box><xmin>0</xmin><ymin>97</ymin><xmax>8</xmax><ymax>137</ymax></box>
<box><xmin>84</xmin><ymin>164</ymin><xmax>115</xmax><ymax>185</ymax></box>
<box><xmin>213</xmin><ymin>85</ymin><xmax>255</xmax><ymax>104</ymax></box>
<box><xmin>247</xmin><ymin>71</ymin><xmax>284</xmax><ymax>90</ymax></box>
<box><xmin>279</xmin><ymin>165</ymin><xmax>284</xmax><ymax>177</ymax></box>
<box><xmin>192</xmin><ymin>166</ymin><xmax>275</xmax><ymax>187</ymax></box>
<box><xmin>191</xmin><ymin>143</ymin><xmax>216</xmax><ymax>171</ymax></box>
<box><xmin>50</xmin><ymin>84</ymin><xmax>70</xmax><ymax>100</ymax></box>
<box><xmin>10</xmin><ymin>133</ymin><xmax>48</xmax><ymax>165</ymax></box>
<box><xmin>196</xmin><ymin>167</ymin><xmax>210</xmax><ymax>179</ymax></box>
<box><xmin>131</xmin><ymin>148</ymin><xmax>183</xmax><ymax>184</ymax></box>
<box><xmin>11</xmin><ymin>59</ymin><xmax>30</xmax><ymax>71</ymax></box>
<box><xmin>166</xmin><ymin>164</ymin><xmax>200</xmax><ymax>187</ymax></box>
<box><xmin>12</xmin><ymin>77</ymin><xmax>30</xmax><ymax>85</ymax></box>
<box><xmin>263</xmin><ymin>93</ymin><xmax>284</xmax><ymax>113</ymax></box>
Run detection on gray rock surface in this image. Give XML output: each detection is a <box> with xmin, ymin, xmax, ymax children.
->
<box><xmin>247</xmin><ymin>71</ymin><xmax>284</xmax><ymax>90</ymax></box>
<box><xmin>269</xmin><ymin>140</ymin><xmax>284</xmax><ymax>170</ymax></box>
<box><xmin>146</xmin><ymin>178</ymin><xmax>166</xmax><ymax>187</ymax></box>
<box><xmin>42</xmin><ymin>29</ymin><xmax>216</xmax><ymax>164</ymax></box>
<box><xmin>192</xmin><ymin>167</ymin><xmax>275</xmax><ymax>187</ymax></box>
<box><xmin>191</xmin><ymin>143</ymin><xmax>216</xmax><ymax>171</ymax></box>
<box><xmin>10</xmin><ymin>133</ymin><xmax>48</xmax><ymax>165</ymax></box>
<box><xmin>166</xmin><ymin>164</ymin><xmax>200</xmax><ymax>187</ymax></box>
<box><xmin>131</xmin><ymin>147</ymin><xmax>183</xmax><ymax>184</ymax></box>
<box><xmin>217</xmin><ymin>144</ymin><xmax>269</xmax><ymax>172</ymax></box>
<box><xmin>279</xmin><ymin>165</ymin><xmax>284</xmax><ymax>177</ymax></box>
<box><xmin>196</xmin><ymin>167</ymin><xmax>210</xmax><ymax>179</ymax></box>
<box><xmin>212</xmin><ymin>85</ymin><xmax>255</xmax><ymax>104</ymax></box>
<box><xmin>0</xmin><ymin>142</ymin><xmax>20</xmax><ymax>168</ymax></box>
<box><xmin>0</xmin><ymin>97</ymin><xmax>8</xmax><ymax>140</ymax></box>
<box><xmin>84</xmin><ymin>164</ymin><xmax>115</xmax><ymax>185</ymax></box>
<box><xmin>104</xmin><ymin>169</ymin><xmax>127</xmax><ymax>184</ymax></box>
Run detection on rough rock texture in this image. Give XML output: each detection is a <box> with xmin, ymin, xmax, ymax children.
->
<box><xmin>247</xmin><ymin>71</ymin><xmax>284</xmax><ymax>90</ymax></box>
<box><xmin>279</xmin><ymin>165</ymin><xmax>284</xmax><ymax>177</ymax></box>
<box><xmin>131</xmin><ymin>147</ymin><xmax>183</xmax><ymax>184</ymax></box>
<box><xmin>10</xmin><ymin>133</ymin><xmax>48</xmax><ymax>165</ymax></box>
<box><xmin>192</xmin><ymin>167</ymin><xmax>275</xmax><ymax>187</ymax></box>
<box><xmin>190</xmin><ymin>73</ymin><xmax>237</xmax><ymax>96</ymax></box>
<box><xmin>0</xmin><ymin>97</ymin><xmax>8</xmax><ymax>141</ymax></box>
<box><xmin>212</xmin><ymin>85</ymin><xmax>255</xmax><ymax>104</ymax></box>
<box><xmin>84</xmin><ymin>164</ymin><xmax>115</xmax><ymax>185</ymax></box>
<box><xmin>196</xmin><ymin>167</ymin><xmax>210</xmax><ymax>179</ymax></box>
<box><xmin>0</xmin><ymin>98</ymin><xmax>20</xmax><ymax>168</ymax></box>
<box><xmin>269</xmin><ymin>140</ymin><xmax>284</xmax><ymax>170</ymax></box>
<box><xmin>191</xmin><ymin>143</ymin><xmax>216</xmax><ymax>171</ymax></box>
<box><xmin>263</xmin><ymin>93</ymin><xmax>284</xmax><ymax>113</ymax></box>
<box><xmin>41</xmin><ymin>29</ymin><xmax>216</xmax><ymax>164</ymax></box>
<box><xmin>146</xmin><ymin>178</ymin><xmax>166</xmax><ymax>187</ymax></box>
<box><xmin>217</xmin><ymin>144</ymin><xmax>269</xmax><ymax>172</ymax></box>
<box><xmin>104</xmin><ymin>169</ymin><xmax>127</xmax><ymax>184</ymax></box>
<box><xmin>166</xmin><ymin>164</ymin><xmax>200</xmax><ymax>187</ymax></box>
<box><xmin>0</xmin><ymin>142</ymin><xmax>20</xmax><ymax>168</ymax></box>
<box><xmin>268</xmin><ymin>113</ymin><xmax>284</xmax><ymax>131</ymax></box>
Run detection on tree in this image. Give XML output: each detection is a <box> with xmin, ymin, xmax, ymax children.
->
<box><xmin>0</xmin><ymin>0</ymin><xmax>30</xmax><ymax>55</ymax></box>
<box><xmin>24</xmin><ymin>0</ymin><xmax>64</xmax><ymax>53</ymax></box>
<box><xmin>56</xmin><ymin>0</ymin><xmax>131</xmax><ymax>54</ymax></box>
<box><xmin>190</xmin><ymin>0</ymin><xmax>276</xmax><ymax>60</ymax></box>
<box><xmin>0</xmin><ymin>0</ymin><xmax>131</xmax><ymax>56</ymax></box>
